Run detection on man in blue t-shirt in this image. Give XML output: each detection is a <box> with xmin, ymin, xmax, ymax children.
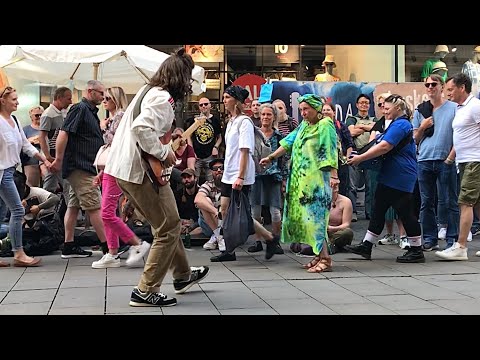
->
<box><xmin>413</xmin><ymin>74</ymin><xmax>458</xmax><ymax>251</ymax></box>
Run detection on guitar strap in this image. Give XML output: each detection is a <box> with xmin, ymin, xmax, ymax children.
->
<box><xmin>132</xmin><ymin>85</ymin><xmax>176</xmax><ymax>192</ymax></box>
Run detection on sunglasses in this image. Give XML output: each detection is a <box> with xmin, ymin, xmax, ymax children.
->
<box><xmin>91</xmin><ymin>89</ymin><xmax>104</xmax><ymax>96</ymax></box>
<box><xmin>199</xmin><ymin>103</ymin><xmax>210</xmax><ymax>107</ymax></box>
<box><xmin>377</xmin><ymin>102</ymin><xmax>384</xmax><ymax>107</ymax></box>
<box><xmin>211</xmin><ymin>165</ymin><xmax>224</xmax><ymax>171</ymax></box>
<box><xmin>104</xmin><ymin>96</ymin><xmax>112</xmax><ymax>102</ymax></box>
<box><xmin>424</xmin><ymin>82</ymin><xmax>438</xmax><ymax>88</ymax></box>
<box><xmin>0</xmin><ymin>86</ymin><xmax>15</xmax><ymax>98</ymax></box>
<box><xmin>33</xmin><ymin>114</ymin><xmax>42</xmax><ymax>118</ymax></box>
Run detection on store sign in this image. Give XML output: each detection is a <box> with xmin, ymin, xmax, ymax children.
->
<box><xmin>232</xmin><ymin>74</ymin><xmax>267</xmax><ymax>114</ymax></box>
<box><xmin>185</xmin><ymin>45</ymin><xmax>224</xmax><ymax>63</ymax></box>
<box><xmin>256</xmin><ymin>45</ymin><xmax>300</xmax><ymax>66</ymax></box>
<box><xmin>258</xmin><ymin>81</ymin><xmax>430</xmax><ymax>122</ymax></box>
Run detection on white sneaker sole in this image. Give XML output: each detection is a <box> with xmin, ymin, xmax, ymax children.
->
<box><xmin>91</xmin><ymin>262</ymin><xmax>121</xmax><ymax>269</ymax></box>
<box><xmin>435</xmin><ymin>252</ymin><xmax>468</xmax><ymax>261</ymax></box>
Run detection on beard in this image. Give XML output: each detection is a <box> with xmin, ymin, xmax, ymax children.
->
<box><xmin>213</xmin><ymin>175</ymin><xmax>222</xmax><ymax>188</ymax></box>
<box><xmin>184</xmin><ymin>181</ymin><xmax>196</xmax><ymax>190</ymax></box>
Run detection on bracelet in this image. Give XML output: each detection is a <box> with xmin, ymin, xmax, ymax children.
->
<box><xmin>268</xmin><ymin>154</ymin><xmax>275</xmax><ymax>161</ymax></box>
<box><xmin>445</xmin><ymin>158</ymin><xmax>454</xmax><ymax>164</ymax></box>
<box><xmin>214</xmin><ymin>145</ymin><xmax>219</xmax><ymax>149</ymax></box>
<box><xmin>331</xmin><ymin>176</ymin><xmax>339</xmax><ymax>180</ymax></box>
<box><xmin>238</xmin><ymin>177</ymin><xmax>245</xmax><ymax>180</ymax></box>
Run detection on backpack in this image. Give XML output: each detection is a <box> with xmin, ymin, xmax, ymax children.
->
<box><xmin>235</xmin><ymin>116</ymin><xmax>273</xmax><ymax>174</ymax></box>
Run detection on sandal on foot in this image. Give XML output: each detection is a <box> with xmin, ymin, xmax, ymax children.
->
<box><xmin>307</xmin><ymin>259</ymin><xmax>332</xmax><ymax>273</ymax></box>
<box><xmin>302</xmin><ymin>256</ymin><xmax>321</xmax><ymax>269</ymax></box>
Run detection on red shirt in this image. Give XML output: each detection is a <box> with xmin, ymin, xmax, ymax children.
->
<box><xmin>175</xmin><ymin>144</ymin><xmax>196</xmax><ymax>171</ymax></box>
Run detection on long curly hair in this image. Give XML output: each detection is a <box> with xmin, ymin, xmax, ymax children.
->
<box><xmin>149</xmin><ymin>47</ymin><xmax>194</xmax><ymax>103</ymax></box>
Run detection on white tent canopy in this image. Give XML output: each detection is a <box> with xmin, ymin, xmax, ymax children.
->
<box><xmin>0</xmin><ymin>45</ymin><xmax>206</xmax><ymax>95</ymax></box>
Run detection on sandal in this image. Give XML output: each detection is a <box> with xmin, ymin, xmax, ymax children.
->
<box><xmin>0</xmin><ymin>260</ymin><xmax>10</xmax><ymax>267</ymax></box>
<box><xmin>307</xmin><ymin>258</ymin><xmax>332</xmax><ymax>273</ymax></box>
<box><xmin>302</xmin><ymin>256</ymin><xmax>321</xmax><ymax>269</ymax></box>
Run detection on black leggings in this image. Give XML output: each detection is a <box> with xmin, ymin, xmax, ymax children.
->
<box><xmin>368</xmin><ymin>183</ymin><xmax>421</xmax><ymax>237</ymax></box>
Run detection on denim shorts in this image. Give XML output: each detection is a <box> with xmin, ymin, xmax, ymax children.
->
<box><xmin>198</xmin><ymin>211</ymin><xmax>214</xmax><ymax>237</ymax></box>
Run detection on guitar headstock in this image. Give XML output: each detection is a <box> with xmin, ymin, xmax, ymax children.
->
<box><xmin>194</xmin><ymin>115</ymin><xmax>207</xmax><ymax>127</ymax></box>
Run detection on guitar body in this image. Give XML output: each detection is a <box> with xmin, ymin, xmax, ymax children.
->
<box><xmin>142</xmin><ymin>116</ymin><xmax>206</xmax><ymax>189</ymax></box>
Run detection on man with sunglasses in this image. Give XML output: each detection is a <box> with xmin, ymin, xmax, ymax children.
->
<box><xmin>50</xmin><ymin>80</ymin><xmax>109</xmax><ymax>259</ymax></box>
<box><xmin>195</xmin><ymin>158</ymin><xmax>225</xmax><ymax>250</ymax></box>
<box><xmin>187</xmin><ymin>97</ymin><xmax>222</xmax><ymax>184</ymax></box>
<box><xmin>413</xmin><ymin>74</ymin><xmax>458</xmax><ymax>252</ymax></box>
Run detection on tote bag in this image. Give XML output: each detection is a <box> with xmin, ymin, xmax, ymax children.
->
<box><xmin>223</xmin><ymin>190</ymin><xmax>255</xmax><ymax>253</ymax></box>
<box><xmin>93</xmin><ymin>144</ymin><xmax>110</xmax><ymax>171</ymax></box>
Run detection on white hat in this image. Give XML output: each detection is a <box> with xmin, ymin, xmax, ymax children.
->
<box><xmin>322</xmin><ymin>55</ymin><xmax>336</xmax><ymax>68</ymax></box>
<box><xmin>434</xmin><ymin>45</ymin><xmax>449</xmax><ymax>54</ymax></box>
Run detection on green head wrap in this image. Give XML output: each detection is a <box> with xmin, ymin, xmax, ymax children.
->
<box><xmin>298</xmin><ymin>94</ymin><xmax>324</xmax><ymax>112</ymax></box>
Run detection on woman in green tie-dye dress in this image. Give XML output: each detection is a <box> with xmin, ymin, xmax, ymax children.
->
<box><xmin>260</xmin><ymin>94</ymin><xmax>338</xmax><ymax>273</ymax></box>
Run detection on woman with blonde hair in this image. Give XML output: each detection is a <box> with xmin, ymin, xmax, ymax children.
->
<box><xmin>92</xmin><ymin>86</ymin><xmax>150</xmax><ymax>269</ymax></box>
<box><xmin>22</xmin><ymin>105</ymin><xmax>45</xmax><ymax>186</ymax></box>
<box><xmin>370</xmin><ymin>93</ymin><xmax>407</xmax><ymax>247</ymax></box>
<box><xmin>346</xmin><ymin>94</ymin><xmax>422</xmax><ymax>263</ymax></box>
<box><xmin>0</xmin><ymin>86</ymin><xmax>52</xmax><ymax>267</ymax></box>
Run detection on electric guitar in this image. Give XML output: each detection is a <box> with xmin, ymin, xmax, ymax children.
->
<box><xmin>142</xmin><ymin>115</ymin><xmax>206</xmax><ymax>189</ymax></box>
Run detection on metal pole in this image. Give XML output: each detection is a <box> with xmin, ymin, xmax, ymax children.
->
<box><xmin>394</xmin><ymin>45</ymin><xmax>399</xmax><ymax>83</ymax></box>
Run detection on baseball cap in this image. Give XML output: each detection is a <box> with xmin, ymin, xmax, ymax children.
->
<box><xmin>181</xmin><ymin>168</ymin><xmax>196</xmax><ymax>177</ymax></box>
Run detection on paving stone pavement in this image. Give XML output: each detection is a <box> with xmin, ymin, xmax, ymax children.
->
<box><xmin>1</xmin><ymin>218</ymin><xmax>480</xmax><ymax>315</ymax></box>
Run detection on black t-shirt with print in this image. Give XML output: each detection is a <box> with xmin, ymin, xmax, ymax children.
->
<box><xmin>190</xmin><ymin>115</ymin><xmax>221</xmax><ymax>159</ymax></box>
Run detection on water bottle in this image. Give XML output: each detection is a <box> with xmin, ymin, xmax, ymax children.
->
<box><xmin>183</xmin><ymin>233</ymin><xmax>191</xmax><ymax>249</ymax></box>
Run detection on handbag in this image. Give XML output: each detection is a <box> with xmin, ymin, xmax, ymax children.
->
<box><xmin>93</xmin><ymin>144</ymin><xmax>110</xmax><ymax>171</ymax></box>
<box><xmin>223</xmin><ymin>190</ymin><xmax>255</xmax><ymax>253</ymax></box>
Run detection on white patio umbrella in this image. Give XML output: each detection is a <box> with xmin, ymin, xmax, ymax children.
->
<box><xmin>0</xmin><ymin>45</ymin><xmax>206</xmax><ymax>95</ymax></box>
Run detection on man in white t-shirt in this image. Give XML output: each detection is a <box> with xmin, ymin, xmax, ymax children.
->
<box><xmin>22</xmin><ymin>186</ymin><xmax>60</xmax><ymax>225</ymax></box>
<box><xmin>437</xmin><ymin>73</ymin><xmax>480</xmax><ymax>261</ymax></box>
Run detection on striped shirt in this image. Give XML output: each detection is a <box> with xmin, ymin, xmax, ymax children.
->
<box><xmin>198</xmin><ymin>180</ymin><xmax>221</xmax><ymax>208</ymax></box>
<box><xmin>39</xmin><ymin>104</ymin><xmax>64</xmax><ymax>156</ymax></box>
<box><xmin>276</xmin><ymin>116</ymin><xmax>298</xmax><ymax>137</ymax></box>
<box><xmin>61</xmin><ymin>98</ymin><xmax>104</xmax><ymax>178</ymax></box>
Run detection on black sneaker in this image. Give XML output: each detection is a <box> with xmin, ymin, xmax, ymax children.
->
<box><xmin>344</xmin><ymin>242</ymin><xmax>372</xmax><ymax>260</ymax></box>
<box><xmin>265</xmin><ymin>235</ymin><xmax>281</xmax><ymax>260</ymax></box>
<box><xmin>274</xmin><ymin>243</ymin><xmax>285</xmax><ymax>255</ymax></box>
<box><xmin>129</xmin><ymin>287</ymin><xmax>177</xmax><ymax>307</ymax></box>
<box><xmin>61</xmin><ymin>243</ymin><xmax>93</xmax><ymax>258</ymax></box>
<box><xmin>396</xmin><ymin>247</ymin><xmax>425</xmax><ymax>263</ymax></box>
<box><xmin>210</xmin><ymin>251</ymin><xmax>236</xmax><ymax>262</ymax></box>
<box><xmin>116</xmin><ymin>244</ymin><xmax>131</xmax><ymax>258</ymax></box>
<box><xmin>173</xmin><ymin>266</ymin><xmax>210</xmax><ymax>294</ymax></box>
<box><xmin>247</xmin><ymin>241</ymin><xmax>263</xmax><ymax>253</ymax></box>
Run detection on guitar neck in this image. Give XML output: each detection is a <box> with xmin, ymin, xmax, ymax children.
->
<box><xmin>172</xmin><ymin>116</ymin><xmax>206</xmax><ymax>152</ymax></box>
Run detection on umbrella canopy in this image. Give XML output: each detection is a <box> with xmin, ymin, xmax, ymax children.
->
<box><xmin>0</xmin><ymin>45</ymin><xmax>205</xmax><ymax>95</ymax></box>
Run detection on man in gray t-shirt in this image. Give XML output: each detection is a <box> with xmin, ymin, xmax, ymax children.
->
<box><xmin>38</xmin><ymin>87</ymin><xmax>72</xmax><ymax>193</ymax></box>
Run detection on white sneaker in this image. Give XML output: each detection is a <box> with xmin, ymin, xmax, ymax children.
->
<box><xmin>467</xmin><ymin>231</ymin><xmax>473</xmax><ymax>242</ymax></box>
<box><xmin>435</xmin><ymin>242</ymin><xmax>468</xmax><ymax>261</ymax></box>
<box><xmin>126</xmin><ymin>241</ymin><xmax>151</xmax><ymax>268</ymax></box>
<box><xmin>438</xmin><ymin>227</ymin><xmax>447</xmax><ymax>240</ymax></box>
<box><xmin>203</xmin><ymin>234</ymin><xmax>218</xmax><ymax>250</ymax></box>
<box><xmin>399</xmin><ymin>236</ymin><xmax>410</xmax><ymax>249</ymax></box>
<box><xmin>378</xmin><ymin>234</ymin><xmax>398</xmax><ymax>245</ymax></box>
<box><xmin>217</xmin><ymin>236</ymin><xmax>226</xmax><ymax>252</ymax></box>
<box><xmin>476</xmin><ymin>250</ymin><xmax>480</xmax><ymax>257</ymax></box>
<box><xmin>92</xmin><ymin>253</ymin><xmax>120</xmax><ymax>269</ymax></box>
